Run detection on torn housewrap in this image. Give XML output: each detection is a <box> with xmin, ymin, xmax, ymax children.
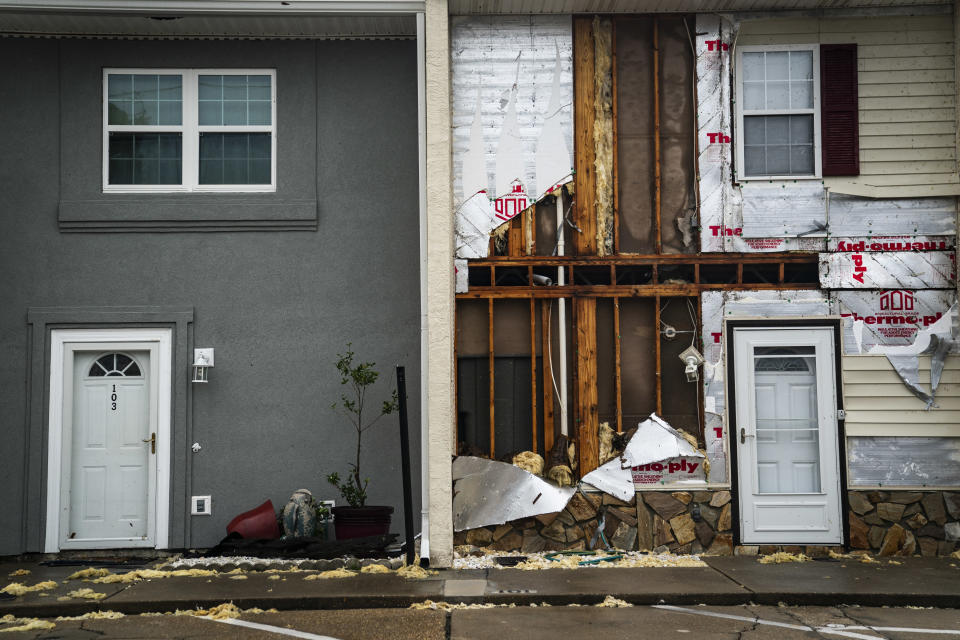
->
<box><xmin>869</xmin><ymin>303</ymin><xmax>958</xmax><ymax>409</ymax></box>
<box><xmin>581</xmin><ymin>414</ymin><xmax>706</xmax><ymax>502</ymax></box>
<box><xmin>452</xmin><ymin>456</ymin><xmax>575</xmax><ymax>531</ymax></box>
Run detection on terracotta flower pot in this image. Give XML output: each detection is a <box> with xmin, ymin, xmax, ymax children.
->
<box><xmin>331</xmin><ymin>505</ymin><xmax>393</xmax><ymax>540</ymax></box>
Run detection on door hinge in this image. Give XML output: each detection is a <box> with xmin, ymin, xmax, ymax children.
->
<box><xmin>836</xmin><ymin>409</ymin><xmax>846</xmax><ymax>421</ymax></box>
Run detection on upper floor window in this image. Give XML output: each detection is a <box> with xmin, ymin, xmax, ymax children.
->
<box><xmin>735</xmin><ymin>45</ymin><xmax>821</xmax><ymax>180</ymax></box>
<box><xmin>103</xmin><ymin>69</ymin><xmax>276</xmax><ymax>193</ymax></box>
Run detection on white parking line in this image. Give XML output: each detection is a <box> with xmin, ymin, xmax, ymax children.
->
<box><xmin>206</xmin><ymin>616</ymin><xmax>343</xmax><ymax>639</ymax></box>
<box><xmin>653</xmin><ymin>605</ymin><xmax>885</xmax><ymax>640</ymax></box>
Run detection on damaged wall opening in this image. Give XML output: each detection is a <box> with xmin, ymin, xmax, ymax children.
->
<box><xmin>454</xmin><ymin>13</ymin><xmax>821</xmax><ymax>482</ymax></box>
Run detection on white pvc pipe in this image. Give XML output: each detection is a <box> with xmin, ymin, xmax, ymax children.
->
<box><xmin>415</xmin><ymin>10</ymin><xmax>430</xmax><ymax>561</ymax></box>
<box><xmin>556</xmin><ymin>195</ymin><xmax>568</xmax><ymax>437</ymax></box>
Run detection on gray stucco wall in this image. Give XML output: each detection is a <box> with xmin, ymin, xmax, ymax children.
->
<box><xmin>0</xmin><ymin>37</ymin><xmax>421</xmax><ymax>555</ymax></box>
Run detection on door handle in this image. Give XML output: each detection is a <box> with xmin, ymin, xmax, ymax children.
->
<box><xmin>740</xmin><ymin>427</ymin><xmax>754</xmax><ymax>444</ymax></box>
<box><xmin>142</xmin><ymin>432</ymin><xmax>156</xmax><ymax>454</ymax></box>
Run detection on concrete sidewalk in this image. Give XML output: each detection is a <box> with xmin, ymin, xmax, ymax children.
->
<box><xmin>2</xmin><ymin>556</ymin><xmax>959</xmax><ymax>619</ymax></box>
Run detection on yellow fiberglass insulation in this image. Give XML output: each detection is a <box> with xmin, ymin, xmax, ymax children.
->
<box><xmin>92</xmin><ymin>568</ymin><xmax>216</xmax><ymax>584</ymax></box>
<box><xmin>304</xmin><ymin>568</ymin><xmax>356</xmax><ymax>580</ymax></box>
<box><xmin>598</xmin><ymin>422</ymin><xmax>616</xmax><ymax>465</ymax></box>
<box><xmin>6</xmin><ymin>570</ymin><xmax>29</xmax><ymax>578</ymax></box>
<box><xmin>592</xmin><ymin>16</ymin><xmax>614</xmax><ymax>257</ymax></box>
<box><xmin>1</xmin><ymin>581</ymin><xmax>58</xmax><ymax>596</ymax></box>
<box><xmin>66</xmin><ymin>588</ymin><xmax>107</xmax><ymax>600</ymax></box>
<box><xmin>360</xmin><ymin>564</ymin><xmax>392</xmax><ymax>574</ymax></box>
<box><xmin>547</xmin><ymin>464</ymin><xmax>574</xmax><ymax>487</ymax></box>
<box><xmin>396</xmin><ymin>564</ymin><xmax>438</xmax><ymax>579</ymax></box>
<box><xmin>0</xmin><ymin>618</ymin><xmax>56</xmax><ymax>633</ymax></box>
<box><xmin>56</xmin><ymin>611</ymin><xmax>125</xmax><ymax>621</ymax></box>
<box><xmin>67</xmin><ymin>568</ymin><xmax>112</xmax><ymax>581</ymax></box>
<box><xmin>758</xmin><ymin>552</ymin><xmax>811</xmax><ymax>564</ymax></box>
<box><xmin>512</xmin><ymin>451</ymin><xmax>544</xmax><ymax>476</ymax></box>
<box><xmin>596</xmin><ymin>596</ymin><xmax>632</xmax><ymax>608</ymax></box>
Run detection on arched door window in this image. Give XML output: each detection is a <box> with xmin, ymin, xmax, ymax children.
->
<box><xmin>88</xmin><ymin>353</ymin><xmax>142</xmax><ymax>378</ymax></box>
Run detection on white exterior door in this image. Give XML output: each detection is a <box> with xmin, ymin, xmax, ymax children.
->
<box><xmin>733</xmin><ymin>327</ymin><xmax>843</xmax><ymax>544</ymax></box>
<box><xmin>46</xmin><ymin>330</ymin><xmax>172</xmax><ymax>551</ymax></box>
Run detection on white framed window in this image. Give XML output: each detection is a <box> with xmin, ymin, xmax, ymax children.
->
<box><xmin>103</xmin><ymin>69</ymin><xmax>276</xmax><ymax>193</ymax></box>
<box><xmin>735</xmin><ymin>45</ymin><xmax>820</xmax><ymax>180</ymax></box>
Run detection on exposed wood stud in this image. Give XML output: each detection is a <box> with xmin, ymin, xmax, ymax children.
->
<box><xmin>541</xmin><ymin>300</ymin><xmax>555</xmax><ymax>454</ymax></box>
<box><xmin>779</xmin><ymin>262</ymin><xmax>785</xmax><ymax>284</ymax></box>
<box><xmin>576</xmin><ymin>297</ymin><xmax>599</xmax><ymax>475</ymax></box>
<box><xmin>574</xmin><ymin>17</ymin><xmax>598</xmax><ymax>255</ymax></box>
<box><xmin>530</xmin><ymin>296</ymin><xmax>538</xmax><ymax>454</ymax></box>
<box><xmin>488</xmin><ymin>297</ymin><xmax>495</xmax><ymax>459</ymax></box>
<box><xmin>509</xmin><ymin>217</ymin><xmax>523</xmax><ymax>257</ymax></box>
<box><xmin>654</xmin><ymin>294</ymin><xmax>662</xmax><ymax>416</ymax></box>
<box><xmin>614</xmin><ymin>296</ymin><xmax>623</xmax><ymax>433</ymax></box>
<box><xmin>652</xmin><ymin>263</ymin><xmax>659</xmax><ymax>285</ymax></box>
<box><xmin>653</xmin><ymin>16</ymin><xmax>662</xmax><ymax>255</ymax></box>
<box><xmin>694</xmin><ymin>263</ymin><xmax>700</xmax><ymax>284</ymax></box>
<box><xmin>737</xmin><ymin>263</ymin><xmax>743</xmax><ymax>285</ymax></box>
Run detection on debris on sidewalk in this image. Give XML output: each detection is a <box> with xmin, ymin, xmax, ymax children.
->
<box><xmin>64</xmin><ymin>588</ymin><xmax>107</xmax><ymax>600</ymax></box>
<box><xmin>595</xmin><ymin>596</ymin><xmax>632</xmax><ymax>608</ymax></box>
<box><xmin>0</xmin><ymin>615</ymin><xmax>55</xmax><ymax>633</ymax></box>
<box><xmin>1</xmin><ymin>581</ymin><xmax>58</xmax><ymax>596</ymax></box>
<box><xmin>66</xmin><ymin>568</ymin><xmax>112</xmax><ymax>580</ymax></box>
<box><xmin>360</xmin><ymin>564</ymin><xmax>391</xmax><ymax>574</ymax></box>
<box><xmin>396</xmin><ymin>564</ymin><xmax>438</xmax><ymax>579</ymax></box>
<box><xmin>5</xmin><ymin>570</ymin><xmax>28</xmax><ymax>578</ymax></box>
<box><xmin>304</xmin><ymin>568</ymin><xmax>356</xmax><ymax>580</ymax></box>
<box><xmin>55</xmin><ymin>611</ymin><xmax>125</xmax><ymax>621</ymax></box>
<box><xmin>90</xmin><ymin>568</ymin><xmax>217</xmax><ymax>583</ymax></box>
<box><xmin>453</xmin><ymin>548</ymin><xmax>705</xmax><ymax>570</ymax></box>
<box><xmin>759</xmin><ymin>552</ymin><xmax>811</xmax><ymax>564</ymax></box>
<box><xmin>410</xmin><ymin>600</ymin><xmax>517</xmax><ymax>611</ymax></box>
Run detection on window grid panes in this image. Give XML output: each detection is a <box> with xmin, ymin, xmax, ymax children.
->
<box><xmin>739</xmin><ymin>48</ymin><xmax>818</xmax><ymax>178</ymax></box>
<box><xmin>200</xmin><ymin>133</ymin><xmax>272</xmax><ymax>185</ymax></box>
<box><xmin>104</xmin><ymin>69</ymin><xmax>275</xmax><ymax>191</ymax></box>
<box><xmin>108</xmin><ymin>74</ymin><xmax>183</xmax><ymax>126</ymax></box>
<box><xmin>108</xmin><ymin>133</ymin><xmax>182</xmax><ymax>185</ymax></box>
<box><xmin>198</xmin><ymin>75</ymin><xmax>272</xmax><ymax>126</ymax></box>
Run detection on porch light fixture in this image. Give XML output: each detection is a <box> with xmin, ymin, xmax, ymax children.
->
<box><xmin>192</xmin><ymin>348</ymin><xmax>214</xmax><ymax>383</ymax></box>
<box><xmin>679</xmin><ymin>346</ymin><xmax>704</xmax><ymax>383</ymax></box>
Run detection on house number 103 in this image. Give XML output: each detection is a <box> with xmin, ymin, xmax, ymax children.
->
<box><xmin>111</xmin><ymin>384</ymin><xmax>118</xmax><ymax>411</ymax></box>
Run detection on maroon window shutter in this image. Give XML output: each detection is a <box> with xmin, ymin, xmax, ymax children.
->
<box><xmin>820</xmin><ymin>43</ymin><xmax>859</xmax><ymax>176</ymax></box>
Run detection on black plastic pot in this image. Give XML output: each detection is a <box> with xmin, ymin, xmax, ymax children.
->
<box><xmin>331</xmin><ymin>505</ymin><xmax>394</xmax><ymax>540</ymax></box>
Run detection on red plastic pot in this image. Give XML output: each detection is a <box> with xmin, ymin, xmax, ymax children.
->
<box><xmin>226</xmin><ymin>500</ymin><xmax>280</xmax><ymax>539</ymax></box>
<box><xmin>331</xmin><ymin>505</ymin><xmax>393</xmax><ymax>540</ymax></box>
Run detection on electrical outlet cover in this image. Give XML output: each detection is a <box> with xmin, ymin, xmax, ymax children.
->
<box><xmin>191</xmin><ymin>495</ymin><xmax>212</xmax><ymax>516</ymax></box>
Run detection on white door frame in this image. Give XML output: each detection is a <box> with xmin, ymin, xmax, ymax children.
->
<box><xmin>45</xmin><ymin>328</ymin><xmax>172</xmax><ymax>552</ymax></box>
<box><xmin>731</xmin><ymin>324</ymin><xmax>844</xmax><ymax>545</ymax></box>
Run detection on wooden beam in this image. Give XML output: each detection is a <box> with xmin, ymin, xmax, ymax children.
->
<box><xmin>509</xmin><ymin>217</ymin><xmax>523</xmax><ymax>257</ymax></box>
<box><xmin>576</xmin><ymin>297</ymin><xmax>599</xmax><ymax>475</ymax></box>
<box><xmin>654</xmin><ymin>294</ymin><xmax>662</xmax><ymax>416</ymax></box>
<box><xmin>541</xmin><ymin>300</ymin><xmax>555</xmax><ymax>454</ymax></box>
<box><xmin>457</xmin><ymin>282</ymin><xmax>820</xmax><ymax>300</ymax></box>
<box><xmin>530</xmin><ymin>297</ymin><xmax>538</xmax><ymax>454</ymax></box>
<box><xmin>467</xmin><ymin>253</ymin><xmax>819</xmax><ymax>266</ymax></box>
<box><xmin>488</xmin><ymin>297</ymin><xmax>495</xmax><ymax>458</ymax></box>
<box><xmin>614</xmin><ymin>296</ymin><xmax>623</xmax><ymax>433</ymax></box>
<box><xmin>574</xmin><ymin>17</ymin><xmax>597</xmax><ymax>256</ymax></box>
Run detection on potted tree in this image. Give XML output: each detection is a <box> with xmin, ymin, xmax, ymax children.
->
<box><xmin>327</xmin><ymin>344</ymin><xmax>398</xmax><ymax>539</ymax></box>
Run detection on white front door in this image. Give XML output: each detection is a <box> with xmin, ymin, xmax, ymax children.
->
<box><xmin>64</xmin><ymin>350</ymin><xmax>154</xmax><ymax>546</ymax></box>
<box><xmin>733</xmin><ymin>327</ymin><xmax>843</xmax><ymax>544</ymax></box>
<box><xmin>46</xmin><ymin>330</ymin><xmax>172</xmax><ymax>551</ymax></box>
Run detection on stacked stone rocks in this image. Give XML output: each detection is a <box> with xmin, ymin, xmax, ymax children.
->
<box><xmin>847</xmin><ymin>490</ymin><xmax>960</xmax><ymax>557</ymax></box>
<box><xmin>453</xmin><ymin>490</ymin><xmax>735</xmax><ymax>555</ymax></box>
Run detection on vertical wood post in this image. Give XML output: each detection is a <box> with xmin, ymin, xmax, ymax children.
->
<box><xmin>574</xmin><ymin>17</ymin><xmax>597</xmax><ymax>255</ymax></box>
<box><xmin>576</xmin><ymin>297</ymin><xmax>599</xmax><ymax>475</ymax></box>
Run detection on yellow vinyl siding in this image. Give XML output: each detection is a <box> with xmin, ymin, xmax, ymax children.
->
<box><xmin>842</xmin><ymin>355</ymin><xmax>960</xmax><ymax>437</ymax></box>
<box><xmin>739</xmin><ymin>15</ymin><xmax>959</xmax><ymax>196</ymax></box>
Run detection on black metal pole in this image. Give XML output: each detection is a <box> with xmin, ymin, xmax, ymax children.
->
<box><xmin>396</xmin><ymin>366</ymin><xmax>416</xmax><ymax>566</ymax></box>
